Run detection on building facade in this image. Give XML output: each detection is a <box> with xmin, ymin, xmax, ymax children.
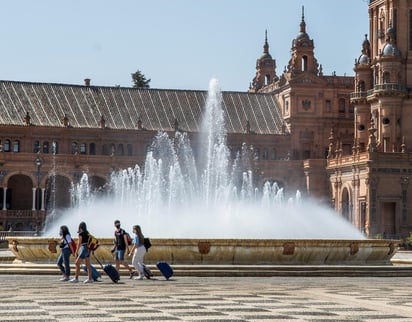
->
<box><xmin>2</xmin><ymin>1</ymin><xmax>412</xmax><ymax>239</ymax></box>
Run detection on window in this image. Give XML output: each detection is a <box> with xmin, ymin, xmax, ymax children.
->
<box><xmin>271</xmin><ymin>148</ymin><xmax>277</xmax><ymax>160</ymax></box>
<box><xmin>52</xmin><ymin>141</ymin><xmax>58</xmax><ymax>154</ymax></box>
<box><xmin>325</xmin><ymin>100</ymin><xmax>331</xmax><ymax>112</ymax></box>
<box><xmin>4</xmin><ymin>139</ymin><xmax>10</xmax><ymax>152</ymax></box>
<box><xmin>254</xmin><ymin>148</ymin><xmax>260</xmax><ymax>160</ymax></box>
<box><xmin>265</xmin><ymin>74</ymin><xmax>270</xmax><ymax>85</ymax></box>
<box><xmin>43</xmin><ymin>141</ymin><xmax>49</xmax><ymax>154</ymax></box>
<box><xmin>127</xmin><ymin>144</ymin><xmax>133</xmax><ymax>156</ymax></box>
<box><xmin>262</xmin><ymin>148</ymin><xmax>268</xmax><ymax>160</ymax></box>
<box><xmin>383</xmin><ymin>72</ymin><xmax>390</xmax><ymax>83</ymax></box>
<box><xmin>71</xmin><ymin>142</ymin><xmax>78</xmax><ymax>154</ymax></box>
<box><xmin>338</xmin><ymin>98</ymin><xmax>346</xmax><ymax>114</ymax></box>
<box><xmin>117</xmin><ymin>144</ymin><xmax>124</xmax><ymax>156</ymax></box>
<box><xmin>33</xmin><ymin>141</ymin><xmax>40</xmax><ymax>153</ymax></box>
<box><xmin>13</xmin><ymin>140</ymin><xmax>19</xmax><ymax>153</ymax></box>
<box><xmin>302</xmin><ymin>55</ymin><xmax>308</xmax><ymax>71</ymax></box>
<box><xmin>80</xmin><ymin>143</ymin><xmax>87</xmax><ymax>154</ymax></box>
<box><xmin>89</xmin><ymin>143</ymin><xmax>96</xmax><ymax>155</ymax></box>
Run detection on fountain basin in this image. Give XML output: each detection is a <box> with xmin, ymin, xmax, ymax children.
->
<box><xmin>6</xmin><ymin>237</ymin><xmax>398</xmax><ymax>265</ymax></box>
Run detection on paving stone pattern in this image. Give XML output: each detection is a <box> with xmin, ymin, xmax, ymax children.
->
<box><xmin>0</xmin><ymin>275</ymin><xmax>411</xmax><ymax>321</ymax></box>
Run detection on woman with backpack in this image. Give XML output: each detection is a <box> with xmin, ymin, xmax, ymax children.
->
<box><xmin>128</xmin><ymin>225</ymin><xmax>147</xmax><ymax>280</ymax></box>
<box><xmin>70</xmin><ymin>221</ymin><xmax>93</xmax><ymax>283</ymax></box>
<box><xmin>57</xmin><ymin>225</ymin><xmax>75</xmax><ymax>281</ymax></box>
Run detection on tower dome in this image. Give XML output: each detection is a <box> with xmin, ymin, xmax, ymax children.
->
<box><xmin>357</xmin><ymin>34</ymin><xmax>370</xmax><ymax>65</ymax></box>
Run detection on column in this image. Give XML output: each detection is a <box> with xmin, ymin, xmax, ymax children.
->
<box><xmin>2</xmin><ymin>187</ymin><xmax>7</xmax><ymax>210</ymax></box>
<box><xmin>41</xmin><ymin>188</ymin><xmax>46</xmax><ymax>211</ymax></box>
<box><xmin>32</xmin><ymin>188</ymin><xmax>36</xmax><ymax>211</ymax></box>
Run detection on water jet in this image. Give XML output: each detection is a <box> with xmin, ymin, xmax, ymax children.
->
<box><xmin>7</xmin><ymin>79</ymin><xmax>399</xmax><ymax>266</ymax></box>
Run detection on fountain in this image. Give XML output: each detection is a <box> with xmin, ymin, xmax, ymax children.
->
<box><xmin>7</xmin><ymin>79</ymin><xmax>398</xmax><ymax>265</ymax></box>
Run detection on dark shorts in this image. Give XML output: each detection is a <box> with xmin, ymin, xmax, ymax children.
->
<box><xmin>115</xmin><ymin>249</ymin><xmax>125</xmax><ymax>261</ymax></box>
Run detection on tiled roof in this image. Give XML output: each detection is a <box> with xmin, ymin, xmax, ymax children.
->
<box><xmin>0</xmin><ymin>81</ymin><xmax>283</xmax><ymax>135</ymax></box>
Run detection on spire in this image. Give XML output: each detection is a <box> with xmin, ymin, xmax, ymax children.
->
<box><xmin>263</xmin><ymin>29</ymin><xmax>269</xmax><ymax>54</ymax></box>
<box><xmin>300</xmin><ymin>6</ymin><xmax>306</xmax><ymax>33</ymax></box>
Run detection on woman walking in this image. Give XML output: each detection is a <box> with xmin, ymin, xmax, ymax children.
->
<box><xmin>57</xmin><ymin>225</ymin><xmax>75</xmax><ymax>281</ymax></box>
<box><xmin>70</xmin><ymin>221</ymin><xmax>93</xmax><ymax>283</ymax></box>
<box><xmin>128</xmin><ymin>225</ymin><xmax>146</xmax><ymax>280</ymax></box>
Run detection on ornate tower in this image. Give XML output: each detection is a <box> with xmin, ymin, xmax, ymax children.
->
<box><xmin>249</xmin><ymin>30</ymin><xmax>277</xmax><ymax>92</ymax></box>
<box><xmin>286</xmin><ymin>6</ymin><xmax>319</xmax><ymax>77</ymax></box>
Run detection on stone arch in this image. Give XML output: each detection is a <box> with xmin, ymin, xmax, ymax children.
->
<box><xmin>7</xmin><ymin>174</ymin><xmax>34</xmax><ymax>210</ymax></box>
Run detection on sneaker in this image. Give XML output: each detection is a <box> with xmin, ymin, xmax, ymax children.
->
<box><xmin>60</xmin><ymin>276</ymin><xmax>69</xmax><ymax>281</ymax></box>
<box><xmin>134</xmin><ymin>275</ymin><xmax>144</xmax><ymax>280</ymax></box>
<box><xmin>129</xmin><ymin>271</ymin><xmax>136</xmax><ymax>279</ymax></box>
<box><xmin>83</xmin><ymin>278</ymin><xmax>93</xmax><ymax>284</ymax></box>
<box><xmin>69</xmin><ymin>278</ymin><xmax>79</xmax><ymax>283</ymax></box>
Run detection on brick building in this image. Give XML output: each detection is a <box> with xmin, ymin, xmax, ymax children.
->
<box><xmin>2</xmin><ymin>1</ymin><xmax>412</xmax><ymax>239</ymax></box>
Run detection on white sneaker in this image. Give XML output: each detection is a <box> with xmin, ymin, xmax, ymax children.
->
<box><xmin>69</xmin><ymin>278</ymin><xmax>78</xmax><ymax>283</ymax></box>
<box><xmin>134</xmin><ymin>275</ymin><xmax>144</xmax><ymax>280</ymax></box>
<box><xmin>83</xmin><ymin>278</ymin><xmax>93</xmax><ymax>284</ymax></box>
<box><xmin>60</xmin><ymin>276</ymin><xmax>69</xmax><ymax>281</ymax></box>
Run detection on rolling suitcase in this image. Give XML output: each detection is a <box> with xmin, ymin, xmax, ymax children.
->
<box><xmin>94</xmin><ymin>255</ymin><xmax>120</xmax><ymax>283</ymax></box>
<box><xmin>82</xmin><ymin>263</ymin><xmax>101</xmax><ymax>281</ymax></box>
<box><xmin>143</xmin><ymin>264</ymin><xmax>153</xmax><ymax>279</ymax></box>
<box><xmin>156</xmin><ymin>261</ymin><xmax>173</xmax><ymax>280</ymax></box>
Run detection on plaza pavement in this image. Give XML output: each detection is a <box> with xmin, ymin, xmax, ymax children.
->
<box><xmin>0</xmin><ymin>251</ymin><xmax>412</xmax><ymax>321</ymax></box>
<box><xmin>0</xmin><ymin>274</ymin><xmax>412</xmax><ymax>321</ymax></box>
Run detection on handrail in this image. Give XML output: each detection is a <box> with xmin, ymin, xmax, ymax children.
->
<box><xmin>0</xmin><ymin>231</ymin><xmax>38</xmax><ymax>241</ymax></box>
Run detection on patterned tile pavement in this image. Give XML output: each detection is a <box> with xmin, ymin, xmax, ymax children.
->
<box><xmin>0</xmin><ymin>274</ymin><xmax>411</xmax><ymax>321</ymax></box>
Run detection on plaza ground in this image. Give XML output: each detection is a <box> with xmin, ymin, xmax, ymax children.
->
<box><xmin>0</xmin><ymin>274</ymin><xmax>411</xmax><ymax>321</ymax></box>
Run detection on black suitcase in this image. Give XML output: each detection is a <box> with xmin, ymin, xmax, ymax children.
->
<box><xmin>156</xmin><ymin>261</ymin><xmax>173</xmax><ymax>280</ymax></box>
<box><xmin>94</xmin><ymin>255</ymin><xmax>120</xmax><ymax>283</ymax></box>
<box><xmin>143</xmin><ymin>264</ymin><xmax>153</xmax><ymax>279</ymax></box>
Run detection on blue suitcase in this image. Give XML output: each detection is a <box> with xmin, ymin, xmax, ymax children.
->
<box><xmin>156</xmin><ymin>261</ymin><xmax>173</xmax><ymax>280</ymax></box>
<box><xmin>94</xmin><ymin>256</ymin><xmax>120</xmax><ymax>283</ymax></box>
<box><xmin>83</xmin><ymin>263</ymin><xmax>101</xmax><ymax>281</ymax></box>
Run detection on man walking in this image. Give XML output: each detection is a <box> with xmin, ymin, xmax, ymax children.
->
<box><xmin>113</xmin><ymin>220</ymin><xmax>135</xmax><ymax>278</ymax></box>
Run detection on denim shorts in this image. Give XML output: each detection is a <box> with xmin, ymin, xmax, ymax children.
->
<box><xmin>78</xmin><ymin>245</ymin><xmax>90</xmax><ymax>259</ymax></box>
<box><xmin>115</xmin><ymin>249</ymin><xmax>125</xmax><ymax>261</ymax></box>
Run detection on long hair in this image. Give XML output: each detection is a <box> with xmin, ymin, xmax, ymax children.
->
<box><xmin>60</xmin><ymin>225</ymin><xmax>69</xmax><ymax>237</ymax></box>
<box><xmin>78</xmin><ymin>221</ymin><xmax>87</xmax><ymax>234</ymax></box>
<box><xmin>133</xmin><ymin>225</ymin><xmax>144</xmax><ymax>244</ymax></box>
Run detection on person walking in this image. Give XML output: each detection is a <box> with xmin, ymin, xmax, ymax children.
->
<box><xmin>113</xmin><ymin>220</ymin><xmax>135</xmax><ymax>278</ymax></box>
<box><xmin>128</xmin><ymin>225</ymin><xmax>147</xmax><ymax>280</ymax></box>
<box><xmin>56</xmin><ymin>225</ymin><xmax>75</xmax><ymax>281</ymax></box>
<box><xmin>70</xmin><ymin>221</ymin><xmax>93</xmax><ymax>283</ymax></box>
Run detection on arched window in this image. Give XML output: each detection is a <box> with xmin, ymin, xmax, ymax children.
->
<box><xmin>33</xmin><ymin>141</ymin><xmax>40</xmax><ymax>153</ymax></box>
<box><xmin>117</xmin><ymin>144</ymin><xmax>124</xmax><ymax>156</ymax></box>
<box><xmin>254</xmin><ymin>148</ymin><xmax>260</xmax><ymax>160</ymax></box>
<box><xmin>383</xmin><ymin>71</ymin><xmax>390</xmax><ymax>83</ymax></box>
<box><xmin>13</xmin><ymin>140</ymin><xmax>20</xmax><ymax>153</ymax></box>
<box><xmin>127</xmin><ymin>144</ymin><xmax>133</xmax><ymax>156</ymax></box>
<box><xmin>262</xmin><ymin>148</ymin><xmax>269</xmax><ymax>160</ymax></box>
<box><xmin>43</xmin><ymin>141</ymin><xmax>49</xmax><ymax>153</ymax></box>
<box><xmin>4</xmin><ymin>139</ymin><xmax>10</xmax><ymax>152</ymax></box>
<box><xmin>80</xmin><ymin>143</ymin><xmax>87</xmax><ymax>154</ymax></box>
<box><xmin>271</xmin><ymin>148</ymin><xmax>277</xmax><ymax>160</ymax></box>
<box><xmin>89</xmin><ymin>143</ymin><xmax>96</xmax><ymax>155</ymax></box>
<box><xmin>111</xmin><ymin>144</ymin><xmax>116</xmax><ymax>155</ymax></box>
<box><xmin>358</xmin><ymin>80</ymin><xmax>365</xmax><ymax>92</ymax></box>
<box><xmin>71</xmin><ymin>142</ymin><xmax>78</xmax><ymax>154</ymax></box>
<box><xmin>265</xmin><ymin>75</ymin><xmax>270</xmax><ymax>85</ymax></box>
<box><xmin>302</xmin><ymin>55</ymin><xmax>308</xmax><ymax>71</ymax></box>
<box><xmin>52</xmin><ymin>141</ymin><xmax>58</xmax><ymax>154</ymax></box>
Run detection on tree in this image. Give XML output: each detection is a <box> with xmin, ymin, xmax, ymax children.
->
<box><xmin>131</xmin><ymin>70</ymin><xmax>151</xmax><ymax>88</ymax></box>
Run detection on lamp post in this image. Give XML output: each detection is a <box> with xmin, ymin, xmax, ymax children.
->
<box><xmin>34</xmin><ymin>156</ymin><xmax>42</xmax><ymax>232</ymax></box>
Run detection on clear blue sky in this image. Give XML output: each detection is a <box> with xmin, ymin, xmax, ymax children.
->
<box><xmin>0</xmin><ymin>0</ymin><xmax>369</xmax><ymax>91</ymax></box>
